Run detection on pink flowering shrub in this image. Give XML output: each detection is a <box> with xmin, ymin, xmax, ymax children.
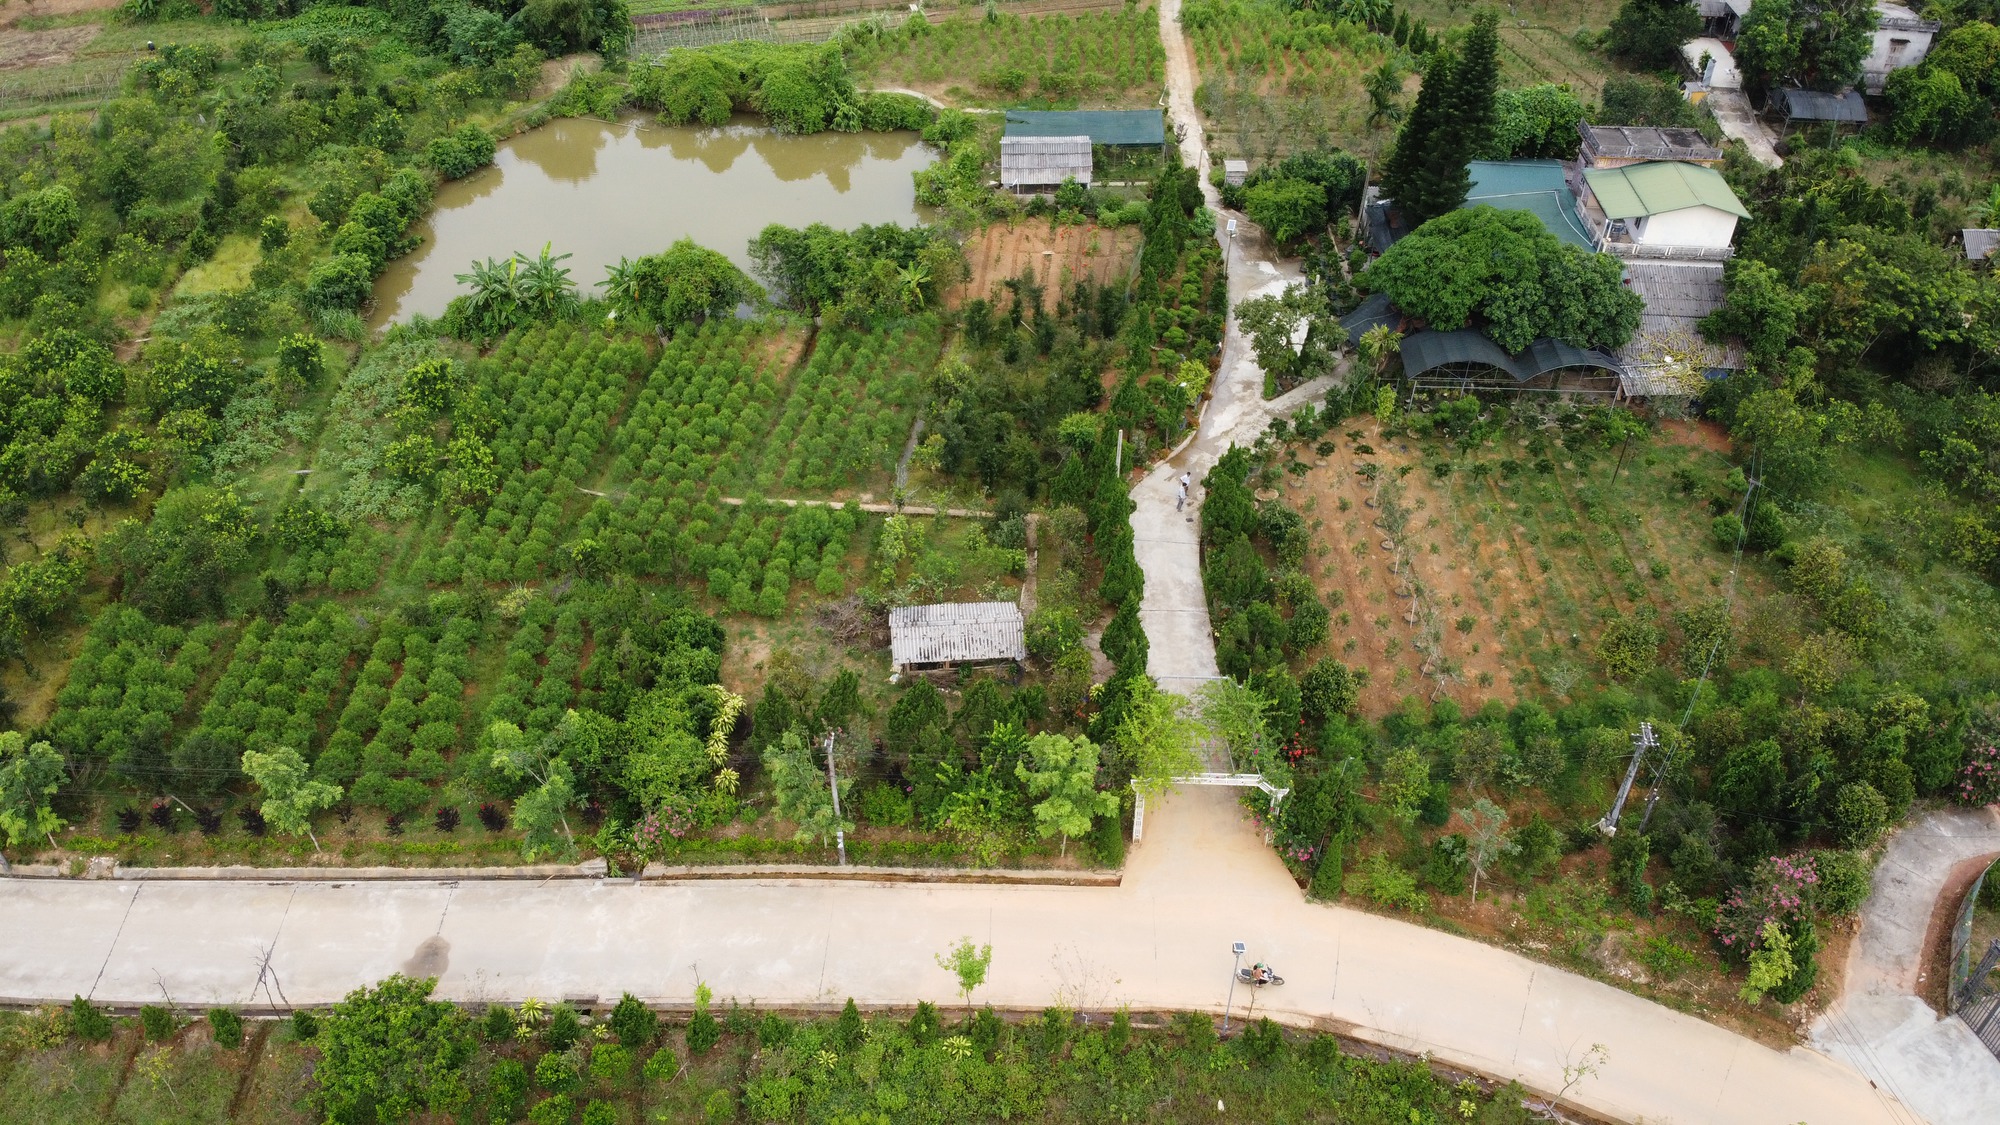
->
<box><xmin>1715</xmin><ymin>852</ymin><xmax>1819</xmax><ymax>959</ymax></box>
<box><xmin>1957</xmin><ymin>745</ymin><xmax>2000</xmax><ymax>807</ymax></box>
<box><xmin>633</xmin><ymin>804</ymin><xmax>694</xmax><ymax>857</ymax></box>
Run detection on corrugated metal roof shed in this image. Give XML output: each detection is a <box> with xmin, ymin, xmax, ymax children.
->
<box><xmin>1003</xmin><ymin>110</ymin><xmax>1165</xmax><ymax>146</ymax></box>
<box><xmin>1000</xmin><ymin>136</ymin><xmax>1092</xmax><ymax>188</ymax></box>
<box><xmin>889</xmin><ymin>602</ymin><xmax>1027</xmax><ymax>669</ymax></box>
<box><xmin>1776</xmin><ymin>87</ymin><xmax>1869</xmax><ymax>122</ymax></box>
<box><xmin>1617</xmin><ymin>261</ymin><xmax>1744</xmax><ymax>373</ymax></box>
<box><xmin>1966</xmin><ymin>229</ymin><xmax>1999</xmax><ymax>262</ymax></box>
<box><xmin>1585</xmin><ymin>161</ymin><xmax>1750</xmax><ymax>220</ymax></box>
<box><xmin>1622</xmin><ymin>260</ymin><xmax>1729</xmax><ymax>321</ymax></box>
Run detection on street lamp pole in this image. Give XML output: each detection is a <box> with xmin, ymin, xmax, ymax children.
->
<box><xmin>1223</xmin><ymin>941</ymin><xmax>1245</xmax><ymax>1032</ymax></box>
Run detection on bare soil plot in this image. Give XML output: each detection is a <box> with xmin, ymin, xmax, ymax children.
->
<box><xmin>0</xmin><ymin>23</ymin><xmax>98</xmax><ymax>69</ymax></box>
<box><xmin>949</xmin><ymin>220</ymin><xmax>1142</xmax><ymax>309</ymax></box>
<box><xmin>1285</xmin><ymin>416</ymin><xmax>1771</xmax><ymax>718</ymax></box>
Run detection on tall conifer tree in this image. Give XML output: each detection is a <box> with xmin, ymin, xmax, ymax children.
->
<box><xmin>1380</xmin><ymin>50</ymin><xmax>1458</xmax><ymax>227</ymax></box>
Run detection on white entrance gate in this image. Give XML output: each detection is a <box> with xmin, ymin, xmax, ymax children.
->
<box><xmin>1129</xmin><ymin>773</ymin><xmax>1291</xmax><ymax>841</ymax></box>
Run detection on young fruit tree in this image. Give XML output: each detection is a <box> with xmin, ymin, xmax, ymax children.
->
<box><xmin>934</xmin><ymin>936</ymin><xmax>994</xmax><ymax>1014</ymax></box>
<box><xmin>1014</xmin><ymin>733</ymin><xmax>1119</xmax><ymax>857</ymax></box>
<box><xmin>763</xmin><ymin>728</ymin><xmax>854</xmax><ymax>847</ymax></box>
<box><xmin>487</xmin><ymin>718</ymin><xmax>581</xmax><ymax>859</ymax></box>
<box><xmin>1455</xmin><ymin>797</ymin><xmax>1518</xmax><ymax>903</ymax></box>
<box><xmin>241</xmin><ymin>745</ymin><xmax>343</xmax><ymax>853</ymax></box>
<box><xmin>0</xmin><ymin>731</ymin><xmax>65</xmax><ymax>849</ymax></box>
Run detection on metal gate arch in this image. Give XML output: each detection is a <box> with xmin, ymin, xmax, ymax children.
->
<box><xmin>1129</xmin><ymin>774</ymin><xmax>1291</xmax><ymax>842</ymax></box>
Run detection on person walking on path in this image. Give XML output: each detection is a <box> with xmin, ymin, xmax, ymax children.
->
<box><xmin>1177</xmin><ymin>479</ymin><xmax>1188</xmax><ymax>511</ymax></box>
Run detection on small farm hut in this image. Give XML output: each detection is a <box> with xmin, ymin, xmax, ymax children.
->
<box><xmin>889</xmin><ymin>602</ymin><xmax>1027</xmax><ymax>673</ymax></box>
<box><xmin>1965</xmin><ymin>229</ymin><xmax>1998</xmax><ymax>265</ymax></box>
<box><xmin>1000</xmin><ymin>136</ymin><xmax>1092</xmax><ymax>191</ymax></box>
<box><xmin>1770</xmin><ymin>87</ymin><xmax>1868</xmax><ymax>130</ymax></box>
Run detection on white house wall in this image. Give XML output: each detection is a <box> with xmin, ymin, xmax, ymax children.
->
<box><xmin>1634</xmin><ymin>205</ymin><xmax>1737</xmax><ymax>249</ymax></box>
<box><xmin>1861</xmin><ymin>25</ymin><xmax>1935</xmax><ymax>92</ymax></box>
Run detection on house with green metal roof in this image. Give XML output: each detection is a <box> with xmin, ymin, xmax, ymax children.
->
<box><xmin>1580</xmin><ymin>161</ymin><xmax>1747</xmax><ymax>260</ymax></box>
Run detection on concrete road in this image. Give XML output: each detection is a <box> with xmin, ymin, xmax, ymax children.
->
<box><xmin>1140</xmin><ymin>0</ymin><xmax>1329</xmax><ymax>695</ymax></box>
<box><xmin>1706</xmin><ymin>89</ymin><xmax>1783</xmax><ymax>168</ymax></box>
<box><xmin>1812</xmin><ymin>806</ymin><xmax>2000</xmax><ymax>1125</ymax></box>
<box><xmin>0</xmin><ymin>787</ymin><xmax>1921</xmax><ymax>1124</ymax></box>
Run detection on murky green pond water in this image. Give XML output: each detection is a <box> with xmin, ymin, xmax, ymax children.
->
<box><xmin>371</xmin><ymin>114</ymin><xmax>935</xmax><ymax>324</ymax></box>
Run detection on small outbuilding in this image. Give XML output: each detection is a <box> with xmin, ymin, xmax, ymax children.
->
<box><xmin>1862</xmin><ymin>2</ymin><xmax>1940</xmax><ymax>93</ymax></box>
<box><xmin>1000</xmin><ymin>136</ymin><xmax>1092</xmax><ymax>192</ymax></box>
<box><xmin>1696</xmin><ymin>0</ymin><xmax>1752</xmax><ymax>37</ymax></box>
<box><xmin>1223</xmin><ymin>159</ymin><xmax>1249</xmax><ymax>186</ymax></box>
<box><xmin>1771</xmin><ymin>87</ymin><xmax>1869</xmax><ymax>129</ymax></box>
<box><xmin>1965</xmin><ymin>229</ymin><xmax>1998</xmax><ymax>264</ymax></box>
<box><xmin>889</xmin><ymin>601</ymin><xmax>1027</xmax><ymax>673</ymax></box>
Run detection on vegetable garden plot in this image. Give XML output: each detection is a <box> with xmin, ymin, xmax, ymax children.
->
<box><xmin>43</xmin><ymin>606</ymin><xmax>226</xmax><ymax>788</ymax></box>
<box><xmin>407</xmin><ymin>323</ymin><xmax>649</xmax><ymax>588</ymax></box>
<box><xmin>1185</xmin><ymin>7</ymin><xmax>1395</xmax><ymax>160</ymax></box>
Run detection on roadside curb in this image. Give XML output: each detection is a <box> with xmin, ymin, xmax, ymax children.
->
<box><xmin>0</xmin><ymin>858</ymin><xmax>1120</xmax><ymax>887</ymax></box>
<box><xmin>638</xmin><ymin>863</ymin><xmax>1120</xmax><ymax>886</ymax></box>
<box><xmin>0</xmin><ymin>858</ymin><xmax>609</xmax><ymax>882</ymax></box>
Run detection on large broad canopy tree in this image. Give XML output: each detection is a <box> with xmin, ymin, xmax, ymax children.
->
<box><xmin>99</xmin><ymin>485</ymin><xmax>256</xmax><ymax>624</ymax></box>
<box><xmin>602</xmin><ymin>239</ymin><xmax>763</xmax><ymax>335</ymax></box>
<box><xmin>1358</xmin><ymin>207</ymin><xmax>1643</xmax><ymax>353</ymax></box>
<box><xmin>1606</xmin><ymin>0</ymin><xmax>1702</xmax><ymax>71</ymax></box>
<box><xmin>1735</xmin><ymin>0</ymin><xmax>1878</xmax><ymax>93</ymax></box>
<box><xmin>312</xmin><ymin>975</ymin><xmax>475</xmax><ymax>1125</ymax></box>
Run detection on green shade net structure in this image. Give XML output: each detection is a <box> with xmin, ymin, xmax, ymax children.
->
<box><xmin>1399</xmin><ymin>329</ymin><xmax>1625</xmax><ymax>383</ymax></box>
<box><xmin>1002</xmin><ymin>110</ymin><xmax>1167</xmax><ymax>146</ymax></box>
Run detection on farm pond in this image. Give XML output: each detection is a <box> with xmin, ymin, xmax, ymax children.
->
<box><xmin>370</xmin><ymin>113</ymin><xmax>937</xmax><ymax>324</ymax></box>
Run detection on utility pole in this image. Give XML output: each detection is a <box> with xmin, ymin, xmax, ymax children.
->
<box><xmin>823</xmin><ymin>731</ymin><xmax>847</xmax><ymax>866</ymax></box>
<box><xmin>1115</xmin><ymin>428</ymin><xmax>1124</xmax><ymax>477</ymax></box>
<box><xmin>1596</xmin><ymin>721</ymin><xmax>1657</xmax><ymax>837</ymax></box>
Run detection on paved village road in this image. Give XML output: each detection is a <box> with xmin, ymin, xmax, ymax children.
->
<box><xmin>0</xmin><ymin>786</ymin><xmax>1923</xmax><ymax>1125</ymax></box>
<box><xmin>1812</xmin><ymin>806</ymin><xmax>2000</xmax><ymax>1125</ymax></box>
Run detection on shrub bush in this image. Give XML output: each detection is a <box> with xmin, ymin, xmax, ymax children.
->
<box><xmin>609</xmin><ymin>992</ymin><xmax>656</xmax><ymax>1048</ymax></box>
<box><xmin>70</xmin><ymin>996</ymin><xmax>113</xmax><ymax>1042</ymax></box>
<box><xmin>141</xmin><ymin>1004</ymin><xmax>176</xmax><ymax>1041</ymax></box>
<box><xmin>206</xmin><ymin>1007</ymin><xmax>244</xmax><ymax>1048</ymax></box>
